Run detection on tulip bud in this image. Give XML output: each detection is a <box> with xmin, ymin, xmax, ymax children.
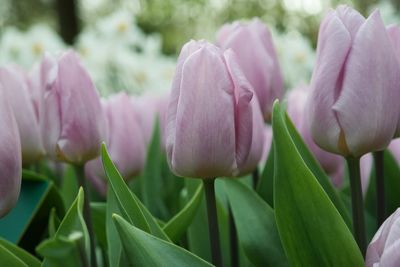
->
<box><xmin>41</xmin><ymin>51</ymin><xmax>106</xmax><ymax>165</ymax></box>
<box><xmin>0</xmin><ymin>89</ymin><xmax>21</xmax><ymax>218</ymax></box>
<box><xmin>366</xmin><ymin>208</ymin><xmax>400</xmax><ymax>266</ymax></box>
<box><xmin>0</xmin><ymin>66</ymin><xmax>45</xmax><ymax>164</ymax></box>
<box><xmin>286</xmin><ymin>85</ymin><xmax>344</xmax><ymax>187</ymax></box>
<box><xmin>217</xmin><ymin>18</ymin><xmax>284</xmax><ymax>121</ymax></box>
<box><xmin>166</xmin><ymin>40</ymin><xmax>264</xmax><ymax>178</ymax></box>
<box><xmin>308</xmin><ymin>6</ymin><xmax>400</xmax><ymax>157</ymax></box>
<box><xmin>260</xmin><ymin>125</ymin><xmax>272</xmax><ymax>166</ymax></box>
<box><xmin>388</xmin><ymin>139</ymin><xmax>400</xmax><ymax>164</ymax></box>
<box><xmin>85</xmin><ymin>93</ymin><xmax>146</xmax><ymax>196</ymax></box>
<box><xmin>387</xmin><ymin>25</ymin><xmax>400</xmax><ymax>138</ymax></box>
<box><xmin>131</xmin><ymin>92</ymin><xmax>169</xmax><ymax>149</ymax></box>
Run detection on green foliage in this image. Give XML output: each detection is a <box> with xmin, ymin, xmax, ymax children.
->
<box><xmin>272</xmin><ymin>101</ymin><xmax>364</xmax><ymax>267</ymax></box>
<box><xmin>0</xmin><ymin>238</ymin><xmax>41</xmax><ymax>267</ymax></box>
<box><xmin>225</xmin><ymin>179</ymin><xmax>288</xmax><ymax>267</ymax></box>
<box><xmin>112</xmin><ymin>214</ymin><xmax>213</xmax><ymax>267</ymax></box>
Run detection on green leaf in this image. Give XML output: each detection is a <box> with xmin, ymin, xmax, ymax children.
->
<box><xmin>257</xmin><ymin>140</ymin><xmax>275</xmax><ymax>206</ymax></box>
<box><xmin>91</xmin><ymin>202</ymin><xmax>107</xmax><ymax>250</ymax></box>
<box><xmin>141</xmin><ymin>120</ymin><xmax>169</xmax><ymax>220</ymax></box>
<box><xmin>0</xmin><ymin>238</ymin><xmax>41</xmax><ymax>267</ymax></box>
<box><xmin>106</xmin><ymin>186</ymin><xmax>124</xmax><ymax>267</ymax></box>
<box><xmin>112</xmin><ymin>214</ymin><xmax>213</xmax><ymax>267</ymax></box>
<box><xmin>284</xmin><ymin>113</ymin><xmax>351</xmax><ymax>227</ymax></box>
<box><xmin>48</xmin><ymin>208</ymin><xmax>61</xmax><ymax>237</ymax></box>
<box><xmin>37</xmin><ymin>188</ymin><xmax>90</xmax><ymax>267</ymax></box>
<box><xmin>225</xmin><ymin>179</ymin><xmax>288</xmax><ymax>267</ymax></box>
<box><xmin>0</xmin><ymin>244</ymin><xmax>27</xmax><ymax>267</ymax></box>
<box><xmin>163</xmin><ymin>183</ymin><xmax>203</xmax><ymax>242</ymax></box>
<box><xmin>101</xmin><ymin>143</ymin><xmax>170</xmax><ymax>242</ymax></box>
<box><xmin>272</xmin><ymin>101</ymin><xmax>364</xmax><ymax>267</ymax></box>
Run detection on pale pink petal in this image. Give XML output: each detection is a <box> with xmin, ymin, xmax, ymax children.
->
<box><xmin>333</xmin><ymin>11</ymin><xmax>400</xmax><ymax>156</ymax></box>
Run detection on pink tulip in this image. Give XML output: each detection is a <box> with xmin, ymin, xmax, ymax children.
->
<box><xmin>308</xmin><ymin>6</ymin><xmax>400</xmax><ymax>157</ymax></box>
<box><xmin>41</xmin><ymin>51</ymin><xmax>106</xmax><ymax>165</ymax></box>
<box><xmin>0</xmin><ymin>66</ymin><xmax>45</xmax><ymax>164</ymax></box>
<box><xmin>286</xmin><ymin>85</ymin><xmax>344</xmax><ymax>187</ymax></box>
<box><xmin>217</xmin><ymin>18</ymin><xmax>284</xmax><ymax>121</ymax></box>
<box><xmin>85</xmin><ymin>93</ymin><xmax>146</xmax><ymax>196</ymax></box>
<box><xmin>131</xmin><ymin>92</ymin><xmax>169</xmax><ymax>149</ymax></box>
<box><xmin>366</xmin><ymin>208</ymin><xmax>400</xmax><ymax>267</ymax></box>
<box><xmin>388</xmin><ymin>139</ymin><xmax>400</xmax><ymax>164</ymax></box>
<box><xmin>0</xmin><ymin>89</ymin><xmax>21</xmax><ymax>218</ymax></box>
<box><xmin>260</xmin><ymin>125</ymin><xmax>273</xmax><ymax>166</ymax></box>
<box><xmin>166</xmin><ymin>40</ymin><xmax>264</xmax><ymax>178</ymax></box>
<box><xmin>387</xmin><ymin>25</ymin><xmax>400</xmax><ymax>137</ymax></box>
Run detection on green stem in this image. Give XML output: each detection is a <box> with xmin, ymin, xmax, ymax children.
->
<box><xmin>203</xmin><ymin>178</ymin><xmax>223</xmax><ymax>267</ymax></box>
<box><xmin>74</xmin><ymin>165</ymin><xmax>98</xmax><ymax>267</ymax></box>
<box><xmin>229</xmin><ymin>206</ymin><xmax>238</xmax><ymax>267</ymax></box>
<box><xmin>373</xmin><ymin>151</ymin><xmax>385</xmax><ymax>227</ymax></box>
<box><xmin>346</xmin><ymin>157</ymin><xmax>366</xmax><ymax>256</ymax></box>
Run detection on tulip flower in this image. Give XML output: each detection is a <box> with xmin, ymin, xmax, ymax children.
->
<box><xmin>41</xmin><ymin>51</ymin><xmax>106</xmax><ymax>165</ymax></box>
<box><xmin>0</xmin><ymin>66</ymin><xmax>45</xmax><ymax>164</ymax></box>
<box><xmin>0</xmin><ymin>89</ymin><xmax>21</xmax><ymax>218</ymax></box>
<box><xmin>217</xmin><ymin>18</ymin><xmax>284</xmax><ymax>121</ymax></box>
<box><xmin>366</xmin><ymin>208</ymin><xmax>400</xmax><ymax>267</ymax></box>
<box><xmin>286</xmin><ymin>85</ymin><xmax>344</xmax><ymax>187</ymax></box>
<box><xmin>389</xmin><ymin>139</ymin><xmax>400</xmax><ymax>164</ymax></box>
<box><xmin>131</xmin><ymin>92</ymin><xmax>169</xmax><ymax>149</ymax></box>
<box><xmin>308</xmin><ymin>6</ymin><xmax>400</xmax><ymax>158</ymax></box>
<box><xmin>85</xmin><ymin>92</ymin><xmax>146</xmax><ymax>196</ymax></box>
<box><xmin>387</xmin><ymin>25</ymin><xmax>400</xmax><ymax>138</ymax></box>
<box><xmin>260</xmin><ymin>125</ymin><xmax>273</xmax><ymax>166</ymax></box>
<box><xmin>166</xmin><ymin>40</ymin><xmax>265</xmax><ymax>178</ymax></box>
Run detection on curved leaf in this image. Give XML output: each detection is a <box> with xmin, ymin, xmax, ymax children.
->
<box><xmin>272</xmin><ymin>101</ymin><xmax>363</xmax><ymax>267</ymax></box>
<box><xmin>101</xmin><ymin>143</ymin><xmax>170</xmax><ymax>241</ymax></box>
<box><xmin>0</xmin><ymin>244</ymin><xmax>27</xmax><ymax>267</ymax></box>
<box><xmin>0</xmin><ymin>238</ymin><xmax>40</xmax><ymax>267</ymax></box>
<box><xmin>163</xmin><ymin>184</ymin><xmax>203</xmax><ymax>242</ymax></box>
<box><xmin>112</xmin><ymin>214</ymin><xmax>213</xmax><ymax>267</ymax></box>
<box><xmin>225</xmin><ymin>179</ymin><xmax>288</xmax><ymax>267</ymax></box>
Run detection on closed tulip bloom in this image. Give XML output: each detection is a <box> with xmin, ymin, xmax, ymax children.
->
<box><xmin>131</xmin><ymin>93</ymin><xmax>169</xmax><ymax>149</ymax></box>
<box><xmin>85</xmin><ymin>93</ymin><xmax>146</xmax><ymax>196</ymax></box>
<box><xmin>0</xmin><ymin>89</ymin><xmax>21</xmax><ymax>218</ymax></box>
<box><xmin>308</xmin><ymin>6</ymin><xmax>400</xmax><ymax>157</ymax></box>
<box><xmin>387</xmin><ymin>25</ymin><xmax>400</xmax><ymax>137</ymax></box>
<box><xmin>0</xmin><ymin>66</ymin><xmax>45</xmax><ymax>164</ymax></box>
<box><xmin>286</xmin><ymin>85</ymin><xmax>344</xmax><ymax>187</ymax></box>
<box><xmin>166</xmin><ymin>40</ymin><xmax>264</xmax><ymax>178</ymax></box>
<box><xmin>41</xmin><ymin>51</ymin><xmax>105</xmax><ymax>165</ymax></box>
<box><xmin>217</xmin><ymin>18</ymin><xmax>284</xmax><ymax>121</ymax></box>
<box><xmin>388</xmin><ymin>139</ymin><xmax>400</xmax><ymax>164</ymax></box>
<box><xmin>366</xmin><ymin>208</ymin><xmax>400</xmax><ymax>267</ymax></box>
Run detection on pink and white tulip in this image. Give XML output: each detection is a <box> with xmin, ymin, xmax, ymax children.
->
<box><xmin>41</xmin><ymin>51</ymin><xmax>106</xmax><ymax>165</ymax></box>
<box><xmin>166</xmin><ymin>40</ymin><xmax>264</xmax><ymax>178</ymax></box>
<box><xmin>217</xmin><ymin>18</ymin><xmax>284</xmax><ymax>121</ymax></box>
<box><xmin>308</xmin><ymin>6</ymin><xmax>400</xmax><ymax>157</ymax></box>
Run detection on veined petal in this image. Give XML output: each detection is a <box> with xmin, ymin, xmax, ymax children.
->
<box><xmin>333</xmin><ymin>10</ymin><xmax>400</xmax><ymax>156</ymax></box>
<box><xmin>308</xmin><ymin>14</ymin><xmax>352</xmax><ymax>154</ymax></box>
<box><xmin>170</xmin><ymin>46</ymin><xmax>236</xmax><ymax>178</ymax></box>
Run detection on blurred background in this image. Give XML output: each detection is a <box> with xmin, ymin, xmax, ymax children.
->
<box><xmin>1</xmin><ymin>0</ymin><xmax>399</xmax><ymax>96</ymax></box>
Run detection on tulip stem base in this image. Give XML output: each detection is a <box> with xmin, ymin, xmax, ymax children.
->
<box><xmin>229</xmin><ymin>206</ymin><xmax>239</xmax><ymax>267</ymax></box>
<box><xmin>75</xmin><ymin>165</ymin><xmax>98</xmax><ymax>267</ymax></box>
<box><xmin>346</xmin><ymin>157</ymin><xmax>366</xmax><ymax>257</ymax></box>
<box><xmin>203</xmin><ymin>178</ymin><xmax>223</xmax><ymax>267</ymax></box>
<box><xmin>374</xmin><ymin>151</ymin><xmax>385</xmax><ymax>227</ymax></box>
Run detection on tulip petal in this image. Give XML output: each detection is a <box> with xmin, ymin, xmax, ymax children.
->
<box><xmin>0</xmin><ymin>67</ymin><xmax>44</xmax><ymax>163</ymax></box>
<box><xmin>0</xmin><ymin>89</ymin><xmax>21</xmax><ymax>218</ymax></box>
<box><xmin>333</xmin><ymin>11</ymin><xmax>400</xmax><ymax>156</ymax></box>
<box><xmin>308</xmin><ymin>15</ymin><xmax>352</xmax><ymax>154</ymax></box>
<box><xmin>55</xmin><ymin>51</ymin><xmax>105</xmax><ymax>164</ymax></box>
<box><xmin>169</xmin><ymin>47</ymin><xmax>236</xmax><ymax>178</ymax></box>
<box><xmin>335</xmin><ymin>5</ymin><xmax>365</xmax><ymax>39</ymax></box>
<box><xmin>387</xmin><ymin>25</ymin><xmax>400</xmax><ymax>137</ymax></box>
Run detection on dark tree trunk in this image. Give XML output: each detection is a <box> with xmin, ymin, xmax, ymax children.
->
<box><xmin>56</xmin><ymin>0</ymin><xmax>80</xmax><ymax>45</ymax></box>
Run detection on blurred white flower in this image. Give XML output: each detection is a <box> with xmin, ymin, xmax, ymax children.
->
<box><xmin>0</xmin><ymin>24</ymin><xmax>65</xmax><ymax>68</ymax></box>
